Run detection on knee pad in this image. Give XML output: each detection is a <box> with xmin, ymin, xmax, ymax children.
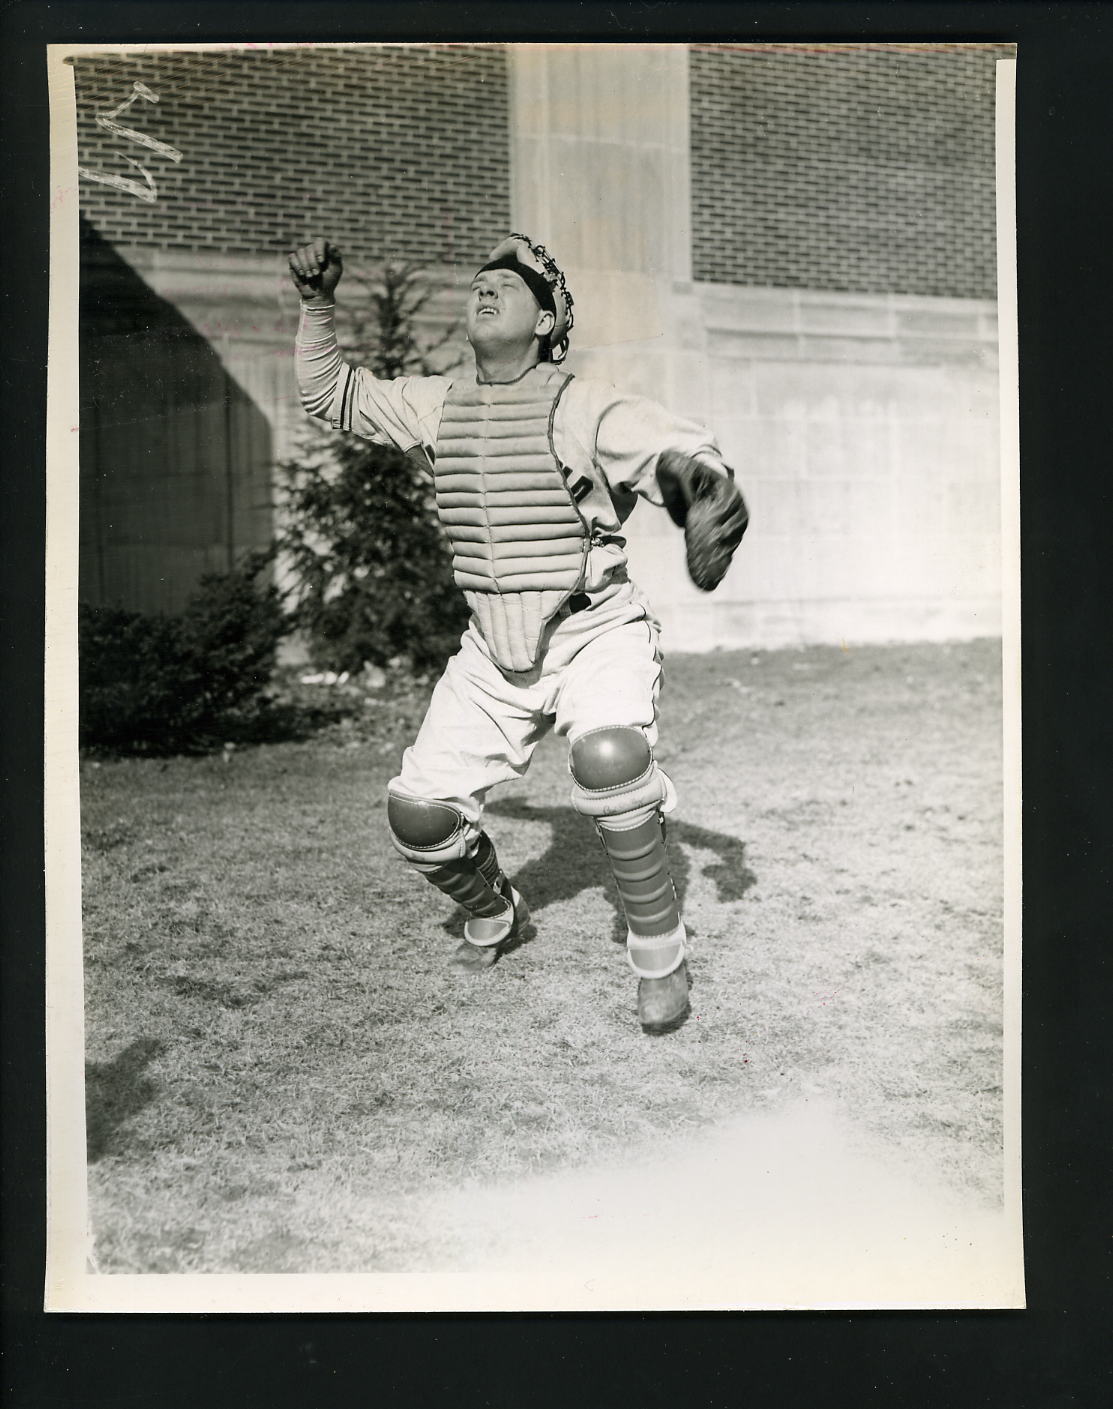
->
<box><xmin>387</xmin><ymin>790</ymin><xmax>470</xmax><ymax>865</ymax></box>
<box><xmin>387</xmin><ymin>791</ymin><xmax>510</xmax><ymax>923</ymax></box>
<box><xmin>568</xmin><ymin>727</ymin><xmax>669</xmax><ymax>819</ymax></box>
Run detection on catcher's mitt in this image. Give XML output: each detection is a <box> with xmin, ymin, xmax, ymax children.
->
<box><xmin>658</xmin><ymin>452</ymin><xmax>749</xmax><ymax>592</ymax></box>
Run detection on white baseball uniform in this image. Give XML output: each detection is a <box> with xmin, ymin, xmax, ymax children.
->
<box><xmin>295</xmin><ymin>303</ymin><xmax>729</xmax><ymax>843</ymax></box>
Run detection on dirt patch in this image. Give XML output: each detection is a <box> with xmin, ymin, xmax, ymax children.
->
<box><xmin>418</xmin><ymin>1096</ymin><xmax>1021</xmax><ymax>1307</ymax></box>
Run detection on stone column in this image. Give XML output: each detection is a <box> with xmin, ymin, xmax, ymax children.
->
<box><xmin>508</xmin><ymin>44</ymin><xmax>718</xmax><ymax>644</ymax></box>
<box><xmin>510</xmin><ymin>47</ymin><xmax>690</xmax><ymax>256</ymax></box>
<box><xmin>508</xmin><ymin>44</ymin><xmax>696</xmax><ymax>359</ymax></box>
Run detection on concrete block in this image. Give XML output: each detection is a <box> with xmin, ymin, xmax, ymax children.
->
<box><xmin>797</xmin><ymin>478</ymin><xmax>893</xmax><ymax>540</ymax></box>
<box><xmin>797</xmin><ymin>296</ymin><xmax>895</xmax><ymax>337</ymax></box>
<box><xmin>710</xmin><ymin>419</ymin><xmax>754</xmax><ymax>471</ymax></box>
<box><xmin>800</xmin><ymin>536</ymin><xmax>898</xmax><ymax>599</ymax></box>
<box><xmin>940</xmin><ymin>365</ymin><xmax>1002</xmax><ymax>418</ymax></box>
<box><xmin>706</xmin><ymin>599</ymin><xmax>811</xmax><ymax>650</ymax></box>
<box><xmin>709</xmin><ymin>361</ymin><xmax>759</xmax><ymax>419</ymax></box>
<box><xmin>666</xmin><ymin>351</ymin><xmax>716</xmax><ymax>423</ymax></box>
<box><xmin>937</xmin><ymin>419</ymin><xmax>1001</xmax><ymax>485</ymax></box>
<box><xmin>508</xmin><ymin>49</ymin><xmax>546</xmax><ymax>136</ymax></box>
<box><xmin>898</xmin><ymin>337</ymin><xmax>990</xmax><ymax>368</ymax></box>
<box><xmin>708</xmin><ymin>329</ymin><xmax>802</xmax><ymax>361</ymax></box>
<box><xmin>804</xmin><ymin>418</ymin><xmax>894</xmax><ymax>479</ymax></box>
<box><xmin>541</xmin><ymin>44</ymin><xmax>682</xmax><ymax>148</ymax></box>
<box><xmin>700</xmin><ymin>283</ymin><xmax>800</xmax><ymax>334</ymax></box>
<box><xmin>752</xmin><ymin>361</ymin><xmax>947</xmax><ymax>421</ymax></box>
<box><xmin>894</xmin><ymin>534</ymin><xmax>983</xmax><ymax>598</ymax></box>
<box><xmin>724</xmin><ymin>531</ymin><xmax>797</xmax><ymax>601</ymax></box>
<box><xmin>670</xmin><ymin>293</ymin><xmax>710</xmax><ymax>352</ymax></box>
<box><xmin>661</xmin><ymin>591</ymin><xmax>1003</xmax><ymax>653</ymax></box>
<box><xmin>891</xmin><ymin>417</ymin><xmax>947</xmax><ymax>483</ymax></box>
<box><xmin>951</xmin><ymin>531</ymin><xmax>1004</xmax><ymax>597</ymax></box>
<box><xmin>891</xmin><ymin>477</ymin><xmax>947</xmax><ymax>538</ymax></box>
<box><xmin>657</xmin><ymin>604</ymin><xmax>720</xmax><ymax>655</ymax></box>
<box><xmin>510</xmin><ymin>45</ymin><xmax>691</xmax><ymax>281</ymax></box>
<box><xmin>753</xmin><ymin>362</ymin><xmax>843</xmax><ymax>421</ymax></box>
<box><xmin>848</xmin><ymin>365</ymin><xmax>948</xmax><ymax>417</ymax></box>
<box><xmin>536</xmin><ymin>140</ymin><xmax>668</xmax><ymax>277</ymax></box>
<box><xmin>741</xmin><ymin>478</ymin><xmax>800</xmax><ymax>537</ymax></box>
<box><xmin>895</xmin><ymin>307</ymin><xmax>984</xmax><ymax>339</ymax></box>
<box><xmin>569</xmin><ymin>342</ymin><xmax>670</xmax><ymax>403</ymax></box>
<box><xmin>889</xmin><ymin>294</ymin><xmax>998</xmax><ymax>321</ymax></box>
<box><xmin>799</xmin><ymin>335</ymin><xmax>902</xmax><ymax>365</ymax></box>
<box><xmin>728</xmin><ymin>417</ymin><xmax>807</xmax><ymax>480</ymax></box>
<box><xmin>788</xmin><ymin>597</ymin><xmax>1002</xmax><ymax>648</ymax></box>
<box><xmin>624</xmin><ymin>516</ymin><xmax>688</xmax><ymax>596</ymax></box>
<box><xmin>565</xmin><ymin>267</ymin><xmax>667</xmax><ymax>351</ymax></box>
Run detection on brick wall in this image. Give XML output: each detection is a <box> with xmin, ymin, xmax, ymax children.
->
<box><xmin>72</xmin><ymin>44</ymin><xmax>509</xmax><ymax>268</ymax></box>
<box><xmin>690</xmin><ymin>44</ymin><xmax>1012</xmax><ymax>298</ymax></box>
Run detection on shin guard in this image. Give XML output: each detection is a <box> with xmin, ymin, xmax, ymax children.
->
<box><xmin>387</xmin><ymin>792</ymin><xmax>513</xmax><ymax>946</ymax></box>
<box><xmin>569</xmin><ymin>729</ymin><xmax>687</xmax><ymax>979</ymax></box>
<box><xmin>416</xmin><ymin>832</ymin><xmax>511</xmax><ymax>919</ymax></box>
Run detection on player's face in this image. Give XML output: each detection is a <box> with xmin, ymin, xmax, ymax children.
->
<box><xmin>466</xmin><ymin>268</ymin><xmax>552</xmax><ymax>350</ymax></box>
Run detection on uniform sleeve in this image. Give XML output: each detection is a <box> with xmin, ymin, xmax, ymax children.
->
<box><xmin>568</xmin><ymin>380</ymin><xmax>732</xmax><ymax>507</ymax></box>
<box><xmin>294</xmin><ymin>302</ymin><xmax>448</xmax><ymax>452</ymax></box>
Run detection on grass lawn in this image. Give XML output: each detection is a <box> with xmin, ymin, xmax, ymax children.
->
<box><xmin>80</xmin><ymin>638</ymin><xmax>1005</xmax><ymax>1275</ymax></box>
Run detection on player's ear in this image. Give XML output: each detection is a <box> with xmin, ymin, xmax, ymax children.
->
<box><xmin>534</xmin><ymin>308</ymin><xmax>556</xmax><ymax>340</ymax></box>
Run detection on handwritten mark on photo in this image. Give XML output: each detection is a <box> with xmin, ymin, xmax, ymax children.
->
<box><xmin>78</xmin><ymin>81</ymin><xmax>182</xmax><ymax>204</ymax></box>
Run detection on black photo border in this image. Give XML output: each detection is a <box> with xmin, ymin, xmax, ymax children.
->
<box><xmin>4</xmin><ymin>2</ymin><xmax>1110</xmax><ymax>1405</ymax></box>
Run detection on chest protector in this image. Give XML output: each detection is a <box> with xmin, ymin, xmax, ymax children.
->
<box><xmin>433</xmin><ymin>364</ymin><xmax>589</xmax><ymax>672</ymax></box>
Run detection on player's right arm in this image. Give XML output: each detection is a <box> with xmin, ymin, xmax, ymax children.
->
<box><xmin>290</xmin><ymin>238</ymin><xmax>350</xmax><ymax>421</ymax></box>
<box><xmin>289</xmin><ymin>236</ymin><xmax>447</xmax><ymax>447</ymax></box>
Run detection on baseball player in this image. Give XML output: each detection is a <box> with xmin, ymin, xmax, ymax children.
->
<box><xmin>289</xmin><ymin>234</ymin><xmax>747</xmax><ymax>1032</ymax></box>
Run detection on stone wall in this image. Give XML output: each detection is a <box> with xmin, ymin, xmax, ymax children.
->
<box><xmin>617</xmin><ymin>283</ymin><xmax>1002</xmax><ymax>651</ymax></box>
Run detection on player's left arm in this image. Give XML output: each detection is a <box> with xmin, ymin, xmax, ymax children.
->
<box><xmin>655</xmin><ymin>448</ymin><xmax>748</xmax><ymax>592</ymax></box>
<box><xmin>589</xmin><ymin>391</ymin><xmax>749</xmax><ymax>592</ymax></box>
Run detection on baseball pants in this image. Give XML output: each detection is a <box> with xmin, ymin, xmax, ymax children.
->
<box><xmin>390</xmin><ymin>585</ymin><xmax>674</xmax><ymax>844</ymax></box>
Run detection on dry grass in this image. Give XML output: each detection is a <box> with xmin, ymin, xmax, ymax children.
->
<box><xmin>81</xmin><ymin>638</ymin><xmax>1004</xmax><ymax>1273</ymax></box>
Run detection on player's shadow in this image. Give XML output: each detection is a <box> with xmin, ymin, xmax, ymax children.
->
<box><xmin>472</xmin><ymin>799</ymin><xmax>757</xmax><ymax>950</ymax></box>
<box><xmin>86</xmin><ymin>1036</ymin><xmax>164</xmax><ymax>1163</ymax></box>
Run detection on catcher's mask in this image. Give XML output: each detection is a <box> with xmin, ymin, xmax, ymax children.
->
<box><xmin>476</xmin><ymin>234</ymin><xmax>575</xmax><ymax>363</ymax></box>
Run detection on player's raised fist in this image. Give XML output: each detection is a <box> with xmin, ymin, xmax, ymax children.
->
<box><xmin>288</xmin><ymin>238</ymin><xmax>343</xmax><ymax>301</ymax></box>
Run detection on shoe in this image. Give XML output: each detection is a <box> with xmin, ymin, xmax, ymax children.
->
<box><xmin>637</xmin><ymin>960</ymin><xmax>690</xmax><ymax>1032</ymax></box>
<box><xmin>450</xmin><ymin>888</ymin><xmax>529</xmax><ymax>973</ymax></box>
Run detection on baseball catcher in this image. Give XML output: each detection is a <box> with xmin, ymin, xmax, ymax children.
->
<box><xmin>289</xmin><ymin>233</ymin><xmax>747</xmax><ymax>1032</ymax></box>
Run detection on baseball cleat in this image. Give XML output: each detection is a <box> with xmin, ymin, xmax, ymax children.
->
<box><xmin>450</xmin><ymin>887</ymin><xmax>530</xmax><ymax>973</ymax></box>
<box><xmin>637</xmin><ymin>960</ymin><xmax>691</xmax><ymax>1033</ymax></box>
